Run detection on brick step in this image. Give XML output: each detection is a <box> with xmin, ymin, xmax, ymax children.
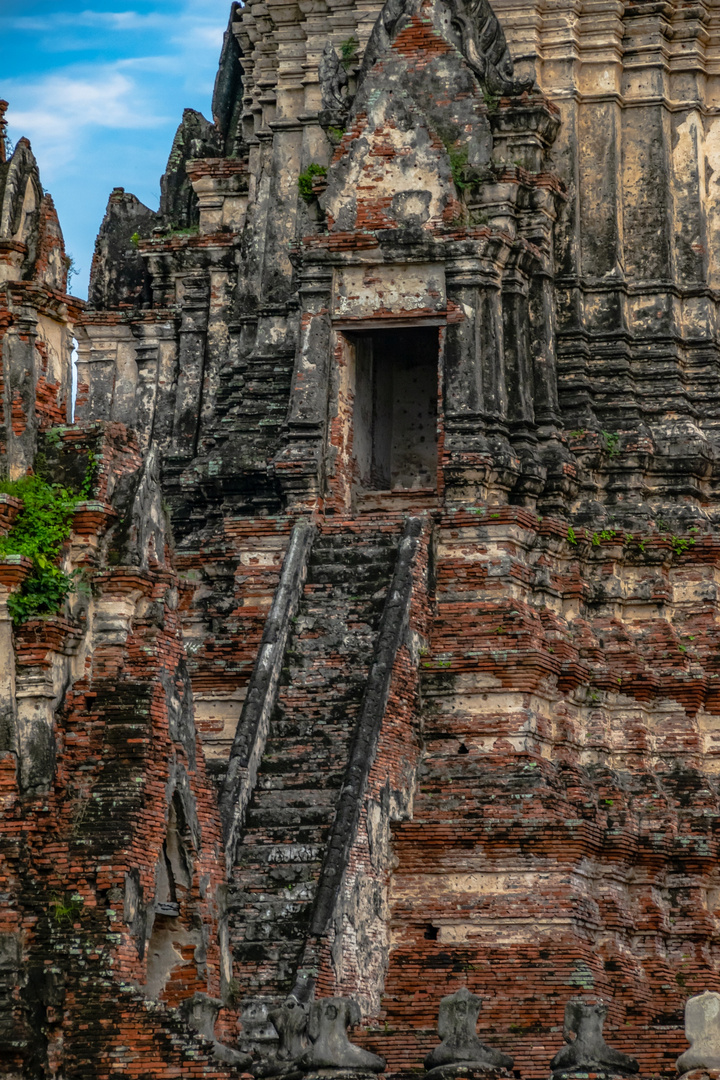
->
<box><xmin>256</xmin><ymin>739</ymin><xmax>349</xmax><ymax>760</ymax></box>
<box><xmin>306</xmin><ymin>563</ymin><xmax>395</xmax><ymax>587</ymax></box>
<box><xmin>273</xmin><ymin>694</ymin><xmax>366</xmax><ymax>712</ymax></box>
<box><xmin>310</xmin><ymin>544</ymin><xmax>397</xmax><ymax>570</ymax></box>
<box><xmin>239</xmin><ymin>820</ymin><xmax>332</xmax><ymax>844</ymax></box>
<box><xmin>257</xmin><ymin>752</ymin><xmax>349</xmax><ymax>776</ymax></box>
<box><xmin>235</xmin><ymin>914</ymin><xmax>315</xmax><ymax>942</ymax></box>
<box><xmin>301</xmin><ymin>580</ymin><xmax>387</xmax><ymax>599</ymax></box>
<box><xmin>240</xmin><ymin>820</ymin><xmax>332</xmax><ymax>844</ymax></box>
<box><xmin>233</xmin><ymin>879</ymin><xmax>318</xmax><ymax>906</ymax></box>
<box><xmin>256</xmin><ymin>775</ymin><xmax>342</xmax><ymax>795</ymax></box>
<box><xmin>261</xmin><ymin>714</ymin><xmax>359</xmax><ymax>735</ymax></box>
<box><xmin>278</xmin><ymin>650</ymin><xmax>372</xmax><ymax>671</ymax></box>
<box><xmin>272</xmin><ymin>697</ymin><xmax>364</xmax><ymax>717</ymax></box>
<box><xmin>244</xmin><ymin>802</ymin><xmax>336</xmax><ymax>829</ymax></box>
<box><xmin>250</xmin><ymin>787</ymin><xmax>337</xmax><ymax>810</ymax></box>
<box><xmin>229</xmin><ymin>527</ymin><xmax>399</xmax><ymax>995</ymax></box>
<box><xmin>233</xmin><ymin>879</ymin><xmax>318</xmax><ymax>904</ymax></box>
<box><xmin>233</xmin><ymin>842</ymin><xmax>325</xmax><ymax>867</ymax></box>
<box><xmin>284</xmin><ymin>640</ymin><xmax>375</xmax><ymax>659</ymax></box>
<box><xmin>288</xmin><ymin>616</ymin><xmax>377</xmax><ymax>636</ymax></box>
<box><xmin>312</xmin><ymin>532</ymin><xmax>399</xmax><ymax>548</ymax></box>
<box><xmin>233</xmin><ymin>856</ymin><xmax>322</xmax><ymax>882</ymax></box>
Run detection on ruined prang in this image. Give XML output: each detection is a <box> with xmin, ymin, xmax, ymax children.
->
<box><xmin>3</xmin><ymin>0</ymin><xmax>720</xmax><ymax>1073</ymax></box>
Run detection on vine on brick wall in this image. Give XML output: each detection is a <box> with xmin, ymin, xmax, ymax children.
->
<box><xmin>0</xmin><ymin>449</ymin><xmax>95</xmax><ymax>623</ymax></box>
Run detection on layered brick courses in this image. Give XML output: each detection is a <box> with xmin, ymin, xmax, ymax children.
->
<box><xmin>0</xmin><ymin>425</ymin><xmax>241</xmax><ymax>1074</ymax></box>
<box><xmin>355</xmin><ymin>508</ymin><xmax>720</xmax><ymax>1077</ymax></box>
<box><xmin>7</xmin><ymin>0</ymin><xmax>720</xmax><ymax>1072</ymax></box>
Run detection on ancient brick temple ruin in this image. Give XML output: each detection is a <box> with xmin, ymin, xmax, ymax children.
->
<box><xmin>3</xmin><ymin>0</ymin><xmax>720</xmax><ymax>1074</ymax></box>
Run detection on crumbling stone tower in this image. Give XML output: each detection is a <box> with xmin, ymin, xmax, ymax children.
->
<box><xmin>4</xmin><ymin>0</ymin><xmax>720</xmax><ymax>1074</ymax></box>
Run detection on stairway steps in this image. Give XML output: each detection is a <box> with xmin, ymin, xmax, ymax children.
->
<box><xmin>230</xmin><ymin>525</ymin><xmax>402</xmax><ymax>998</ymax></box>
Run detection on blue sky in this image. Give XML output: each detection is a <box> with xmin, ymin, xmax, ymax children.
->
<box><xmin>1</xmin><ymin>0</ymin><xmax>230</xmax><ymax>298</ymax></box>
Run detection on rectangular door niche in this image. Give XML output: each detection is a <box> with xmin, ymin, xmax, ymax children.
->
<box><xmin>347</xmin><ymin>326</ymin><xmax>439</xmax><ymax>492</ymax></box>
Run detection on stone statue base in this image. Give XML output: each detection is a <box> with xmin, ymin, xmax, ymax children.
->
<box><xmin>425</xmin><ymin>1066</ymin><xmax>514</xmax><ymax>1080</ymax></box>
<box><xmin>253</xmin><ymin>1067</ymin><xmax>304</xmax><ymax>1080</ymax></box>
<box><xmin>304</xmin><ymin>1070</ymin><xmax>385</xmax><ymax>1080</ymax></box>
<box><xmin>551</xmin><ymin>1072</ymin><xmax>637</xmax><ymax>1080</ymax></box>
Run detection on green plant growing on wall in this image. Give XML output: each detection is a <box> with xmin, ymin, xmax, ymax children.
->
<box><xmin>602</xmin><ymin>430</ymin><xmax>621</xmax><ymax>458</ymax></box>
<box><xmin>448</xmin><ymin>145</ymin><xmax>471</xmax><ymax>191</ymax></box>
<box><xmin>62</xmin><ymin>254</ymin><xmax>78</xmax><ymax>289</ymax></box>
<box><xmin>0</xmin><ymin>450</ymin><xmax>96</xmax><ymax>623</ymax></box>
<box><xmin>50</xmin><ymin>892</ymin><xmax>84</xmax><ymax>925</ymax></box>
<box><xmin>298</xmin><ymin>163</ymin><xmax>327</xmax><ymax>202</ymax></box>
<box><xmin>340</xmin><ymin>36</ymin><xmax>359</xmax><ymax>70</ymax></box>
<box><xmin>591</xmin><ymin>528</ymin><xmax>616</xmax><ymax>546</ymax></box>
<box><xmin>44</xmin><ymin>427</ymin><xmax>63</xmax><ymax>449</ymax></box>
<box><xmin>130</xmin><ymin>231</ymin><xmax>141</xmax><ymax>248</ymax></box>
<box><xmin>567</xmin><ymin>525</ymin><xmax>578</xmax><ymax>545</ymax></box>
<box><xmin>482</xmin><ymin>89</ymin><xmax>500</xmax><ymax>114</ymax></box>
<box><xmin>163</xmin><ymin>224</ymin><xmax>199</xmax><ymax>238</ymax></box>
<box><xmin>668</xmin><ymin>532</ymin><xmax>695</xmax><ymax>556</ymax></box>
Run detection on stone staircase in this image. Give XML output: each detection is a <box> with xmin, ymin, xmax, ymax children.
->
<box><xmin>229</xmin><ymin>523</ymin><xmax>403</xmax><ymax>1000</ymax></box>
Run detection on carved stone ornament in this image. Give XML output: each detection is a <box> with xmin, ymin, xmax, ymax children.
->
<box><xmin>677</xmin><ymin>992</ymin><xmax>720</xmax><ymax>1075</ymax></box>
<box><xmin>446</xmin><ymin>0</ymin><xmax>534</xmax><ymax>95</ymax></box>
<box><xmin>301</xmin><ymin>997</ymin><xmax>386</xmax><ymax>1073</ymax></box>
<box><xmin>549</xmin><ymin>998</ymin><xmax>639</xmax><ymax>1078</ymax></box>
<box><xmin>253</xmin><ymin>995</ymin><xmax>311</xmax><ymax>1078</ymax></box>
<box><xmin>424</xmin><ymin>986</ymin><xmax>514</xmax><ymax>1075</ymax></box>
<box><xmin>319</xmin><ymin>43</ymin><xmax>349</xmax><ymax>114</ymax></box>
<box><xmin>357</xmin><ymin>0</ymin><xmax>533</xmax><ymax>100</ymax></box>
<box><xmin>179</xmin><ymin>992</ymin><xmax>252</xmax><ymax>1068</ymax></box>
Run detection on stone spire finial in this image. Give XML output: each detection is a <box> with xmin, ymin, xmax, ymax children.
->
<box><xmin>424</xmin><ymin>987</ymin><xmax>514</xmax><ymax>1077</ymax></box>
<box><xmin>0</xmin><ymin>101</ymin><xmax>9</xmax><ymax>164</ymax></box>
<box><xmin>550</xmin><ymin>997</ymin><xmax>639</xmax><ymax>1078</ymax></box>
<box><xmin>677</xmin><ymin>992</ymin><xmax>720</xmax><ymax>1074</ymax></box>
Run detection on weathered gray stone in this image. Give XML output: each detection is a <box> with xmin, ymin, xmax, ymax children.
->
<box><xmin>254</xmin><ymin>995</ymin><xmax>311</xmax><ymax>1078</ymax></box>
<box><xmin>550</xmin><ymin>998</ymin><xmax>638</xmax><ymax>1078</ymax></box>
<box><xmin>159</xmin><ymin>109</ymin><xmax>221</xmax><ymax>229</ymax></box>
<box><xmin>180</xmin><ymin>991</ymin><xmax>253</xmax><ymax>1067</ymax></box>
<box><xmin>88</xmin><ymin>187</ymin><xmax>157</xmax><ymax>309</ymax></box>
<box><xmin>302</xmin><ymin>998</ymin><xmax>385</xmax><ymax>1072</ymax></box>
<box><xmin>424</xmin><ymin>987</ymin><xmax>514</xmax><ymax>1074</ymax></box>
<box><xmin>677</xmin><ymin>993</ymin><xmax>720</xmax><ymax>1075</ymax></box>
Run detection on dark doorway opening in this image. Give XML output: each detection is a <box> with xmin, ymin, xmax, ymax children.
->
<box><xmin>349</xmin><ymin>326</ymin><xmax>438</xmax><ymax>491</ymax></box>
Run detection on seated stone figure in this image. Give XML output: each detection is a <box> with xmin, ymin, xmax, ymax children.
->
<box><xmin>677</xmin><ymin>991</ymin><xmax>720</xmax><ymax>1074</ymax></box>
<box><xmin>550</xmin><ymin>998</ymin><xmax>639</xmax><ymax>1077</ymax></box>
<box><xmin>301</xmin><ymin>997</ymin><xmax>386</xmax><ymax>1073</ymax></box>
<box><xmin>424</xmin><ymin>987</ymin><xmax>514</xmax><ymax>1074</ymax></box>
<box><xmin>254</xmin><ymin>994</ymin><xmax>310</xmax><ymax>1078</ymax></box>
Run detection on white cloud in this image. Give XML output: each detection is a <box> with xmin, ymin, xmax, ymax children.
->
<box><xmin>4</xmin><ymin>68</ymin><xmax>169</xmax><ymax>174</ymax></box>
<box><xmin>1</xmin><ymin>0</ymin><xmax>232</xmax><ymax>294</ymax></box>
<box><xmin>2</xmin><ymin>4</ymin><xmax>228</xmax><ymax>39</ymax></box>
<box><xmin>3</xmin><ymin>10</ymin><xmax>170</xmax><ymax>33</ymax></box>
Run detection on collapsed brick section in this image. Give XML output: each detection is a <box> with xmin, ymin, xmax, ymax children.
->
<box><xmin>0</xmin><ymin>424</ymin><xmax>240</xmax><ymax>1075</ymax></box>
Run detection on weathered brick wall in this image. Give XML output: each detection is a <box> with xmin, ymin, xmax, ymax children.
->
<box><xmin>176</xmin><ymin>516</ymin><xmax>294</xmax><ymax>784</ymax></box>
<box><xmin>0</xmin><ymin>425</ymin><xmax>239</xmax><ymax>1075</ymax></box>
<box><xmin>7</xmin><ymin>0</ymin><xmax>720</xmax><ymax>1072</ymax></box>
<box><xmin>359</xmin><ymin>508</ymin><xmax>720</xmax><ymax>1077</ymax></box>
